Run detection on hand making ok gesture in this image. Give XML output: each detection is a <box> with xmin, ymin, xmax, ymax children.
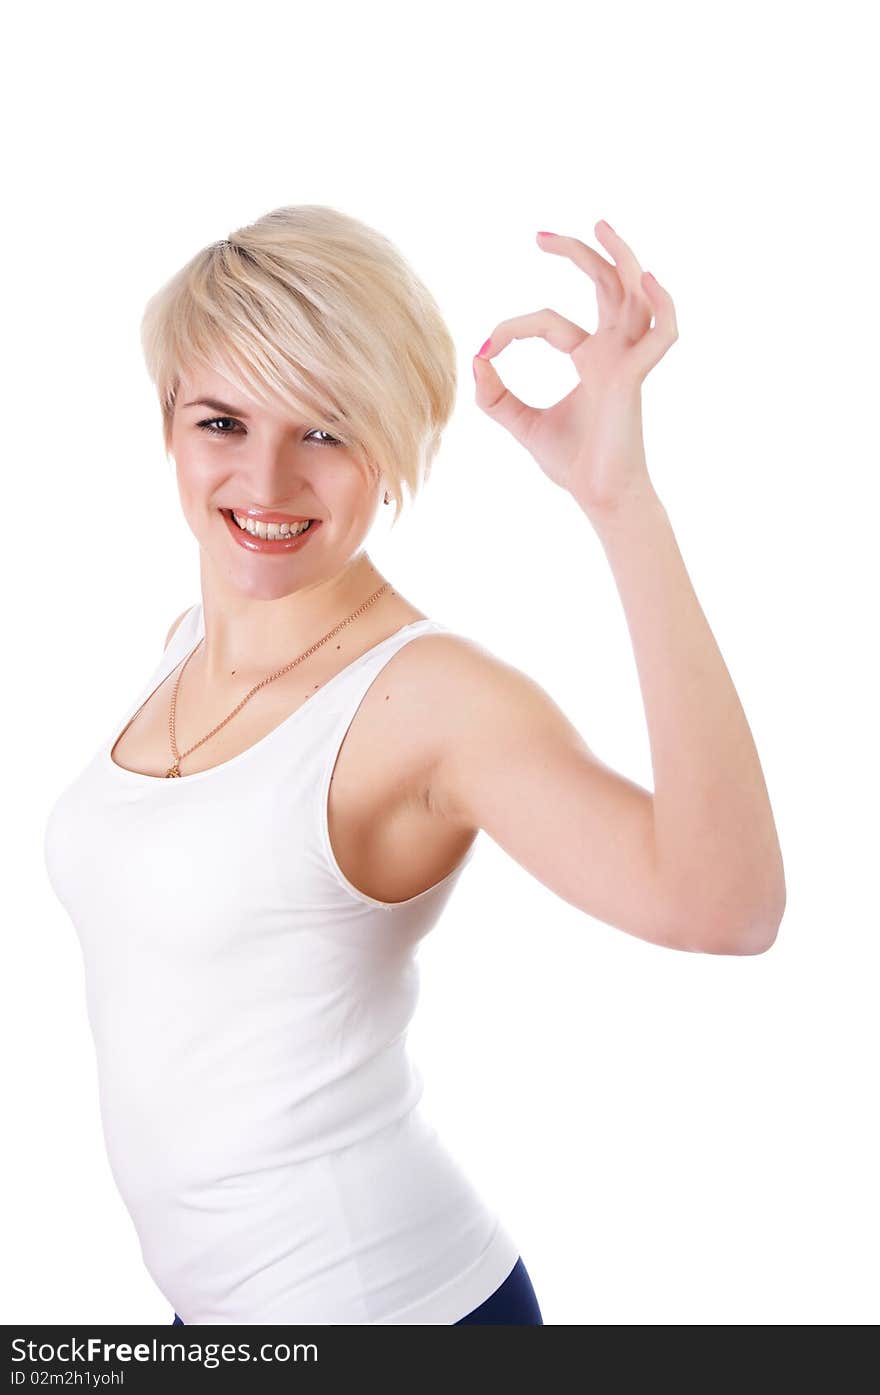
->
<box><xmin>473</xmin><ymin>220</ymin><xmax>678</xmax><ymax>519</ymax></box>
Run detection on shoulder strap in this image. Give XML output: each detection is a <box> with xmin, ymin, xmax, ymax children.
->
<box><xmin>107</xmin><ymin>602</ymin><xmax>201</xmax><ymax>750</ymax></box>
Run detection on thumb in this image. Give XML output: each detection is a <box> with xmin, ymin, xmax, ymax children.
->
<box><xmin>473</xmin><ymin>350</ymin><xmax>541</xmax><ymax>450</ymax></box>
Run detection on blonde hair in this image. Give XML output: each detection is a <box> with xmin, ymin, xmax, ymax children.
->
<box><xmin>140</xmin><ymin>204</ymin><xmax>459</xmax><ymax>525</ymax></box>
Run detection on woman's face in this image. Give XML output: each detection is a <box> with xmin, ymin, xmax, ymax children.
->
<box><xmin>170</xmin><ymin>366</ymin><xmax>383</xmax><ymax>602</ymax></box>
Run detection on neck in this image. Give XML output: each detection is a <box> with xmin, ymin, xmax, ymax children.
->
<box><xmin>196</xmin><ymin>551</ymin><xmax>392</xmax><ymax>683</ymax></box>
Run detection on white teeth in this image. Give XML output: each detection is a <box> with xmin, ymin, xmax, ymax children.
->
<box><xmin>231</xmin><ymin>513</ymin><xmax>312</xmax><ymax>539</ymax></box>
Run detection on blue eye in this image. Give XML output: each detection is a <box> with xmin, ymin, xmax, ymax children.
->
<box><xmin>196</xmin><ymin>417</ymin><xmax>343</xmax><ymax>446</ymax></box>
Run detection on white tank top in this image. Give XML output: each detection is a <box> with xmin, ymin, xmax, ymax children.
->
<box><xmin>43</xmin><ymin>603</ymin><xmax>520</xmax><ymax>1324</ymax></box>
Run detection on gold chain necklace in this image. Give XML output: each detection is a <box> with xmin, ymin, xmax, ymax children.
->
<box><xmin>164</xmin><ymin>582</ymin><xmax>390</xmax><ymax>777</ymax></box>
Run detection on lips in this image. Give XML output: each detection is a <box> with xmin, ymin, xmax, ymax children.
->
<box><xmin>220</xmin><ymin>508</ymin><xmax>322</xmax><ymax>554</ymax></box>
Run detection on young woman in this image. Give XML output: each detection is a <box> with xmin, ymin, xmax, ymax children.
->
<box><xmin>43</xmin><ymin>204</ymin><xmax>785</xmax><ymax>1325</ymax></box>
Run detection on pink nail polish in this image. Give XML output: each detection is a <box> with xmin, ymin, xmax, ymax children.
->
<box><xmin>477</xmin><ymin>337</ymin><xmax>491</xmax><ymax>357</ymax></box>
<box><xmin>537</xmin><ymin>230</ymin><xmax>555</xmax><ymax>238</ymax></box>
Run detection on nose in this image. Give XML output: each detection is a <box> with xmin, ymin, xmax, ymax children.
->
<box><xmin>235</xmin><ymin>442</ymin><xmax>314</xmax><ymax>515</ymax></box>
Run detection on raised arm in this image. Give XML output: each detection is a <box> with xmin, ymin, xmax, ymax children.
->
<box><xmin>442</xmin><ymin>220</ymin><xmax>785</xmax><ymax>955</ymax></box>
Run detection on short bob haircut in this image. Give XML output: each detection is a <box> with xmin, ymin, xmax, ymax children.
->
<box><xmin>140</xmin><ymin>204</ymin><xmax>459</xmax><ymax>526</ymax></box>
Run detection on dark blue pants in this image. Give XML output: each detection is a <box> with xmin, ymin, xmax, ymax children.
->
<box><xmin>172</xmin><ymin>1255</ymin><xmax>542</xmax><ymax>1326</ymax></box>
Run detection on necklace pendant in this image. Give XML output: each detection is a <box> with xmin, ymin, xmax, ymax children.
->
<box><xmin>165</xmin><ymin>762</ymin><xmax>181</xmax><ymax>778</ymax></box>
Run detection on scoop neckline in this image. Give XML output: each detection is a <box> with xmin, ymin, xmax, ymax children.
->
<box><xmin>104</xmin><ymin>608</ymin><xmax>440</xmax><ymax>787</ymax></box>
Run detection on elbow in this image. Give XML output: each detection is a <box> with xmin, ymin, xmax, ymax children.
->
<box><xmin>709</xmin><ymin>921</ymin><xmax>781</xmax><ymax>955</ymax></box>
<box><xmin>702</xmin><ymin>890</ymin><xmax>787</xmax><ymax>955</ymax></box>
<box><xmin>674</xmin><ymin>883</ymin><xmax>787</xmax><ymax>956</ymax></box>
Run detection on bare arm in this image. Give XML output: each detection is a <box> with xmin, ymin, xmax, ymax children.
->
<box><xmin>428</xmin><ymin>521</ymin><xmax>783</xmax><ymax>959</ymax></box>
<box><xmin>452</xmin><ymin>220</ymin><xmax>785</xmax><ymax>955</ymax></box>
<box><xmin>588</xmin><ymin>488</ymin><xmax>785</xmax><ymax>950</ymax></box>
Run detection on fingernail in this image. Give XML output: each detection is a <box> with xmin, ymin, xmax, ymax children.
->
<box><xmin>537</xmin><ymin>230</ymin><xmax>555</xmax><ymax>238</ymax></box>
<box><xmin>476</xmin><ymin>337</ymin><xmax>491</xmax><ymax>357</ymax></box>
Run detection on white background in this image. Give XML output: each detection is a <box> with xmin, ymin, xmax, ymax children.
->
<box><xmin>5</xmin><ymin>0</ymin><xmax>877</xmax><ymax>1326</ymax></box>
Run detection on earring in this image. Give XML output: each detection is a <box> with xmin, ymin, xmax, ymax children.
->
<box><xmin>383</xmin><ymin>491</ymin><xmax>390</xmax><ymax>505</ymax></box>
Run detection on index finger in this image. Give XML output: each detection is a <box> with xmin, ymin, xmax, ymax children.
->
<box><xmin>536</xmin><ymin>228</ymin><xmax>624</xmax><ymax>311</ymax></box>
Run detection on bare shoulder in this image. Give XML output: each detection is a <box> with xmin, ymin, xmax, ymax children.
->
<box><xmin>397</xmin><ymin>626</ymin><xmax>577</xmax><ymax>723</ymax></box>
<box><xmin>381</xmin><ymin>627</ymin><xmax>592</xmax><ymax>819</ymax></box>
<box><xmin>396</xmin><ymin>628</ymin><xmax>553</xmax><ymax>714</ymax></box>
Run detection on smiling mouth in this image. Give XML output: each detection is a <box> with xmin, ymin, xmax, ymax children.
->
<box><xmin>223</xmin><ymin>509</ymin><xmax>316</xmax><ymax>539</ymax></box>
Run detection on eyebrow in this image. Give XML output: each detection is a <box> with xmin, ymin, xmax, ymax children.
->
<box><xmin>181</xmin><ymin>397</ymin><xmax>345</xmax><ymax>427</ymax></box>
<box><xmin>182</xmin><ymin>397</ymin><xmax>252</xmax><ymax>418</ymax></box>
